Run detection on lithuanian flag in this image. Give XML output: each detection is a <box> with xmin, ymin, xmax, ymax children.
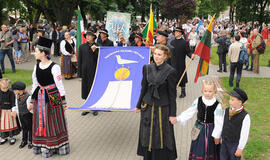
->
<box><xmin>142</xmin><ymin>4</ymin><xmax>158</xmax><ymax>46</ymax></box>
<box><xmin>194</xmin><ymin>15</ymin><xmax>215</xmax><ymax>83</ymax></box>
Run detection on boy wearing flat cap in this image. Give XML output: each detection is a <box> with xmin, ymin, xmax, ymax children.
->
<box><xmin>220</xmin><ymin>87</ymin><xmax>250</xmax><ymax>160</ymax></box>
<box><xmin>11</xmin><ymin>81</ymin><xmax>33</xmax><ymax>149</ymax></box>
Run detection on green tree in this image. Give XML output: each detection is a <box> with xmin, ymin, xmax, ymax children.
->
<box><xmin>196</xmin><ymin>0</ymin><xmax>228</xmax><ymax>18</ymax></box>
<box><xmin>161</xmin><ymin>0</ymin><xmax>197</xmax><ymax>22</ymax></box>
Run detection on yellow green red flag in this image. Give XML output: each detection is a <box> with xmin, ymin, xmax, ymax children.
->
<box><xmin>194</xmin><ymin>15</ymin><xmax>215</xmax><ymax>83</ymax></box>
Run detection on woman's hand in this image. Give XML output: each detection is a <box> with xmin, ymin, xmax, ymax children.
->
<box><xmin>169</xmin><ymin>117</ymin><xmax>177</xmax><ymax>125</ymax></box>
<box><xmin>78</xmin><ymin>78</ymin><xmax>82</xmax><ymax>81</ymax></box>
<box><xmin>134</xmin><ymin>108</ymin><xmax>141</xmax><ymax>113</ymax></box>
<box><xmin>63</xmin><ymin>104</ymin><xmax>68</xmax><ymax>110</ymax></box>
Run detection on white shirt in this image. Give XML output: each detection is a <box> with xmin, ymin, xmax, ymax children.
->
<box><xmin>176</xmin><ymin>96</ymin><xmax>224</xmax><ymax>139</ymax></box>
<box><xmin>31</xmin><ymin>61</ymin><xmax>66</xmax><ymax>97</ymax></box>
<box><xmin>220</xmin><ymin>106</ymin><xmax>251</xmax><ymax>150</ymax></box>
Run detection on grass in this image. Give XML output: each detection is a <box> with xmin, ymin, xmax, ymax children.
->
<box><xmin>2</xmin><ymin>69</ymin><xmax>33</xmax><ymax>87</ymax></box>
<box><xmin>221</xmin><ymin>77</ymin><xmax>270</xmax><ymax>160</ymax></box>
<box><xmin>210</xmin><ymin>45</ymin><xmax>270</xmax><ymax>67</ymax></box>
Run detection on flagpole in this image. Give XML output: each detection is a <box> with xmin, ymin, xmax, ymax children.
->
<box><xmin>176</xmin><ymin>58</ymin><xmax>193</xmax><ymax>88</ymax></box>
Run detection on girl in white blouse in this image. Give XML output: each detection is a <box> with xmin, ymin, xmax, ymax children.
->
<box><xmin>171</xmin><ymin>79</ymin><xmax>223</xmax><ymax>160</ymax></box>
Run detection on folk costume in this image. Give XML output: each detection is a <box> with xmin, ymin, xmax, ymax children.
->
<box><xmin>136</xmin><ymin>62</ymin><xmax>178</xmax><ymax>160</ymax></box>
<box><xmin>170</xmin><ymin>27</ymin><xmax>192</xmax><ymax>98</ymax></box>
<box><xmin>31</xmin><ymin>37</ymin><xmax>69</xmax><ymax>158</ymax></box>
<box><xmin>12</xmin><ymin>81</ymin><xmax>33</xmax><ymax>149</ymax></box>
<box><xmin>60</xmin><ymin>38</ymin><xmax>76</xmax><ymax>79</ymax></box>
<box><xmin>0</xmin><ymin>89</ymin><xmax>20</xmax><ymax>145</ymax></box>
<box><xmin>177</xmin><ymin>96</ymin><xmax>223</xmax><ymax>160</ymax></box>
<box><xmin>220</xmin><ymin>88</ymin><xmax>250</xmax><ymax>160</ymax></box>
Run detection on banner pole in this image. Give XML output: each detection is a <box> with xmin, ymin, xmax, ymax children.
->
<box><xmin>176</xmin><ymin>58</ymin><xmax>193</xmax><ymax>88</ymax></box>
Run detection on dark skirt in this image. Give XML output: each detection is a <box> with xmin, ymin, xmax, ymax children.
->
<box><xmin>189</xmin><ymin>121</ymin><xmax>219</xmax><ymax>160</ymax></box>
<box><xmin>61</xmin><ymin>55</ymin><xmax>75</xmax><ymax>78</ymax></box>
<box><xmin>137</xmin><ymin>104</ymin><xmax>177</xmax><ymax>160</ymax></box>
<box><xmin>32</xmin><ymin>101</ymin><xmax>69</xmax><ymax>150</ymax></box>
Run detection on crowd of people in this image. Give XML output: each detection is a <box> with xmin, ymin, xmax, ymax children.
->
<box><xmin>0</xmin><ymin>15</ymin><xmax>269</xmax><ymax>159</ymax></box>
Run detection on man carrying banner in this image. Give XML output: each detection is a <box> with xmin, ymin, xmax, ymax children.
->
<box><xmin>170</xmin><ymin>27</ymin><xmax>194</xmax><ymax>98</ymax></box>
<box><xmin>78</xmin><ymin>30</ymin><xmax>99</xmax><ymax>116</ymax></box>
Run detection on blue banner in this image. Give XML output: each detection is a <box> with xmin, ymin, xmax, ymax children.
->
<box><xmin>69</xmin><ymin>47</ymin><xmax>150</xmax><ymax>111</ymax></box>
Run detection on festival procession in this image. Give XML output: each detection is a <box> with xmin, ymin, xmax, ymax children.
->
<box><xmin>0</xmin><ymin>0</ymin><xmax>269</xmax><ymax>159</ymax></box>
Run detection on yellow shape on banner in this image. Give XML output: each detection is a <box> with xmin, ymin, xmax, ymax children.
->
<box><xmin>201</xmin><ymin>60</ymin><xmax>209</xmax><ymax>75</ymax></box>
<box><xmin>115</xmin><ymin>68</ymin><xmax>130</xmax><ymax>80</ymax></box>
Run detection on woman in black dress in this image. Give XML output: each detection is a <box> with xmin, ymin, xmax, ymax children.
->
<box><xmin>135</xmin><ymin>44</ymin><xmax>178</xmax><ymax>160</ymax></box>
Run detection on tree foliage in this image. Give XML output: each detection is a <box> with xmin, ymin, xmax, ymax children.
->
<box><xmin>235</xmin><ymin>0</ymin><xmax>270</xmax><ymax>24</ymax></box>
<box><xmin>196</xmin><ymin>0</ymin><xmax>228</xmax><ymax>18</ymax></box>
<box><xmin>161</xmin><ymin>0</ymin><xmax>197</xmax><ymax>20</ymax></box>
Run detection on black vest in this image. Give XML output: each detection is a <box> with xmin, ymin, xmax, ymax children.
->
<box><xmin>197</xmin><ymin>96</ymin><xmax>219</xmax><ymax>123</ymax></box>
<box><xmin>221</xmin><ymin>108</ymin><xmax>248</xmax><ymax>143</ymax></box>
<box><xmin>65</xmin><ymin>40</ymin><xmax>75</xmax><ymax>54</ymax></box>
<box><xmin>0</xmin><ymin>89</ymin><xmax>15</xmax><ymax>109</ymax></box>
<box><xmin>32</xmin><ymin>62</ymin><xmax>56</xmax><ymax>101</ymax></box>
<box><xmin>18</xmin><ymin>93</ymin><xmax>30</xmax><ymax>115</ymax></box>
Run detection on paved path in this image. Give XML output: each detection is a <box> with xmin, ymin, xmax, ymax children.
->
<box><xmin>0</xmin><ymin>55</ymin><xmax>269</xmax><ymax>160</ymax></box>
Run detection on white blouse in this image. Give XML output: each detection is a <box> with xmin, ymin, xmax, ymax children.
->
<box><xmin>176</xmin><ymin>96</ymin><xmax>224</xmax><ymax>139</ymax></box>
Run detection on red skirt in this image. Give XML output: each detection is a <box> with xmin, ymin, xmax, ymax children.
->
<box><xmin>32</xmin><ymin>101</ymin><xmax>69</xmax><ymax>149</ymax></box>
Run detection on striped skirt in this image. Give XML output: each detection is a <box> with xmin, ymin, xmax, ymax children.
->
<box><xmin>32</xmin><ymin>101</ymin><xmax>69</xmax><ymax>150</ymax></box>
<box><xmin>189</xmin><ymin>121</ymin><xmax>219</xmax><ymax>160</ymax></box>
<box><xmin>0</xmin><ymin>109</ymin><xmax>20</xmax><ymax>138</ymax></box>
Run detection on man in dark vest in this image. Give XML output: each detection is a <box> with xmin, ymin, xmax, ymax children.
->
<box><xmin>78</xmin><ymin>30</ymin><xmax>99</xmax><ymax>116</ymax></box>
<box><xmin>220</xmin><ymin>87</ymin><xmax>250</xmax><ymax>160</ymax></box>
<box><xmin>170</xmin><ymin>27</ymin><xmax>194</xmax><ymax>98</ymax></box>
<box><xmin>97</xmin><ymin>29</ymin><xmax>113</xmax><ymax>46</ymax></box>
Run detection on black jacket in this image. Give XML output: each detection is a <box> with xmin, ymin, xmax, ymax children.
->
<box><xmin>97</xmin><ymin>38</ymin><xmax>114</xmax><ymax>46</ymax></box>
<box><xmin>214</xmin><ymin>35</ymin><xmax>230</xmax><ymax>54</ymax></box>
<box><xmin>78</xmin><ymin>42</ymin><xmax>99</xmax><ymax>99</ymax></box>
<box><xmin>170</xmin><ymin>38</ymin><xmax>191</xmax><ymax>85</ymax></box>
<box><xmin>136</xmin><ymin>63</ymin><xmax>177</xmax><ymax>116</ymax></box>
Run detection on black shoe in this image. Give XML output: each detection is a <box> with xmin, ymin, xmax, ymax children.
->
<box><xmin>223</xmin><ymin>69</ymin><xmax>227</xmax><ymax>72</ymax></box>
<box><xmin>229</xmin><ymin>82</ymin><xmax>233</xmax><ymax>87</ymax></box>
<box><xmin>28</xmin><ymin>143</ymin><xmax>33</xmax><ymax>149</ymax></box>
<box><xmin>0</xmin><ymin>138</ymin><xmax>7</xmax><ymax>145</ymax></box>
<box><xmin>217</xmin><ymin>70</ymin><xmax>222</xmax><ymax>73</ymax></box>
<box><xmin>247</xmin><ymin>68</ymin><xmax>253</xmax><ymax>71</ymax></box>
<box><xmin>9</xmin><ymin>138</ymin><xmax>16</xmax><ymax>145</ymax></box>
<box><xmin>19</xmin><ymin>141</ymin><xmax>27</xmax><ymax>149</ymax></box>
<box><xmin>93</xmin><ymin>111</ymin><xmax>98</xmax><ymax>116</ymax></box>
<box><xmin>81</xmin><ymin>111</ymin><xmax>90</xmax><ymax>116</ymax></box>
<box><xmin>179</xmin><ymin>93</ymin><xmax>186</xmax><ymax>98</ymax></box>
<box><xmin>243</xmin><ymin>66</ymin><xmax>248</xmax><ymax>70</ymax></box>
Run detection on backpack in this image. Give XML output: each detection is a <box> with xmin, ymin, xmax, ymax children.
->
<box><xmin>223</xmin><ymin>38</ymin><xmax>231</xmax><ymax>53</ymax></box>
<box><xmin>256</xmin><ymin>35</ymin><xmax>266</xmax><ymax>54</ymax></box>
<box><xmin>238</xmin><ymin>43</ymin><xmax>249</xmax><ymax>64</ymax></box>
